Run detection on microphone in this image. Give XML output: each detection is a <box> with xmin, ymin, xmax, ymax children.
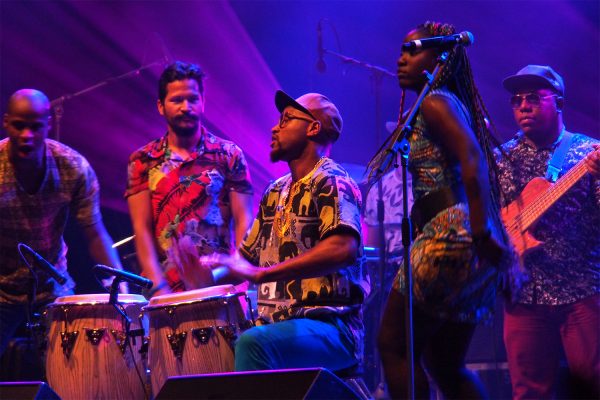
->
<box><xmin>402</xmin><ymin>31</ymin><xmax>474</xmax><ymax>52</ymax></box>
<box><xmin>18</xmin><ymin>243</ymin><xmax>68</xmax><ymax>285</ymax></box>
<box><xmin>94</xmin><ymin>264</ymin><xmax>154</xmax><ymax>289</ymax></box>
<box><xmin>316</xmin><ymin>20</ymin><xmax>326</xmax><ymax>73</ymax></box>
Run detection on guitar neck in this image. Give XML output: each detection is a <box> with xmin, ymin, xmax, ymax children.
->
<box><xmin>520</xmin><ymin>159</ymin><xmax>588</xmax><ymax>230</ymax></box>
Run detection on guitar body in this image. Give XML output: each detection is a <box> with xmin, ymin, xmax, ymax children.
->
<box><xmin>501</xmin><ymin>177</ymin><xmax>552</xmax><ymax>257</ymax></box>
<box><xmin>499</xmin><ymin>148</ymin><xmax>594</xmax><ymax>258</ymax></box>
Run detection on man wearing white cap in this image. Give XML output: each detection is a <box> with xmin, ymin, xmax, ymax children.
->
<box><xmin>209</xmin><ymin>90</ymin><xmax>369</xmax><ymax>371</ymax></box>
<box><xmin>495</xmin><ymin>65</ymin><xmax>600</xmax><ymax>399</ymax></box>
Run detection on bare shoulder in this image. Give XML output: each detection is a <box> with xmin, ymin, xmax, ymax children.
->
<box><xmin>421</xmin><ymin>93</ymin><xmax>461</xmax><ymax>123</ymax></box>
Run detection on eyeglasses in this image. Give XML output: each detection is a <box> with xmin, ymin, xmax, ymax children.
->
<box><xmin>278</xmin><ymin>112</ymin><xmax>316</xmax><ymax>128</ymax></box>
<box><xmin>510</xmin><ymin>93</ymin><xmax>559</xmax><ymax>109</ymax></box>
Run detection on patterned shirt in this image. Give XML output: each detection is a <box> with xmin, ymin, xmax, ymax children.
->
<box><xmin>125</xmin><ymin>130</ymin><xmax>253</xmax><ymax>290</ymax></box>
<box><xmin>408</xmin><ymin>88</ymin><xmax>470</xmax><ymax>200</ymax></box>
<box><xmin>364</xmin><ymin>164</ymin><xmax>413</xmax><ymax>258</ymax></box>
<box><xmin>240</xmin><ymin>158</ymin><xmax>370</xmax><ymax>359</ymax></box>
<box><xmin>0</xmin><ymin>139</ymin><xmax>100</xmax><ymax>304</ymax></box>
<box><xmin>391</xmin><ymin>89</ymin><xmax>507</xmax><ymax>322</ymax></box>
<box><xmin>494</xmin><ymin>131</ymin><xmax>600</xmax><ymax>305</ymax></box>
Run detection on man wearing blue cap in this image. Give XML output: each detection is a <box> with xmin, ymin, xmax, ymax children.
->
<box><xmin>494</xmin><ymin>65</ymin><xmax>600</xmax><ymax>399</ymax></box>
<box><xmin>206</xmin><ymin>90</ymin><xmax>369</xmax><ymax>372</ymax></box>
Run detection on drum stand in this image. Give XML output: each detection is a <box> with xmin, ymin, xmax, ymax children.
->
<box><xmin>108</xmin><ymin>278</ymin><xmax>146</xmax><ymax>348</ymax></box>
<box><xmin>24</xmin><ymin>280</ymin><xmax>46</xmax><ymax>378</ymax></box>
<box><xmin>17</xmin><ymin>247</ymin><xmax>47</xmax><ymax>375</ymax></box>
<box><xmin>109</xmin><ymin>278</ymin><xmax>132</xmax><ymax>322</ymax></box>
<box><xmin>5</xmin><ymin>252</ymin><xmax>48</xmax><ymax>381</ymax></box>
<box><xmin>108</xmin><ymin>278</ymin><xmax>149</xmax><ymax>399</ymax></box>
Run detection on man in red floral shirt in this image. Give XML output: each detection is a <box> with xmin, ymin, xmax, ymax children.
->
<box><xmin>125</xmin><ymin>62</ymin><xmax>253</xmax><ymax>296</ymax></box>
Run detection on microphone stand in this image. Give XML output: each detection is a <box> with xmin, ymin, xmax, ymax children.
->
<box><xmin>367</xmin><ymin>51</ymin><xmax>449</xmax><ymax>400</ymax></box>
<box><xmin>17</xmin><ymin>244</ymin><xmax>54</xmax><ymax>380</ymax></box>
<box><xmin>321</xmin><ymin>48</ymin><xmax>396</xmax><ymax>80</ymax></box>
<box><xmin>50</xmin><ymin>58</ymin><xmax>167</xmax><ymax>141</ymax></box>
<box><xmin>109</xmin><ymin>277</ymin><xmax>131</xmax><ymax>324</ymax></box>
<box><xmin>319</xmin><ymin>45</ymin><xmax>396</xmax><ymax>398</ymax></box>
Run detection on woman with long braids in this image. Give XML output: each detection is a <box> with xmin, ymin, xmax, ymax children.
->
<box><xmin>372</xmin><ymin>22</ymin><xmax>519</xmax><ymax>399</ymax></box>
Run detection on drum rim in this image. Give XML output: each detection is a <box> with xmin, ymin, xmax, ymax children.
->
<box><xmin>142</xmin><ymin>292</ymin><xmax>242</xmax><ymax>311</ymax></box>
<box><xmin>46</xmin><ymin>294</ymin><xmax>148</xmax><ymax>307</ymax></box>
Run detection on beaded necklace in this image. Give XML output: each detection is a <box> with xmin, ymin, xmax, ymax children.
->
<box><xmin>274</xmin><ymin>157</ymin><xmax>327</xmax><ymax>238</ymax></box>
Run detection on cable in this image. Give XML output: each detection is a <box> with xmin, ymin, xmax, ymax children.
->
<box><xmin>16</xmin><ymin>243</ymin><xmax>44</xmax><ymax>378</ymax></box>
<box><xmin>17</xmin><ymin>243</ymin><xmax>39</xmax><ymax>341</ymax></box>
<box><xmin>118</xmin><ymin>302</ymin><xmax>149</xmax><ymax>400</ymax></box>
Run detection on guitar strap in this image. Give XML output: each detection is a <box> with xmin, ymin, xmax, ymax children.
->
<box><xmin>545</xmin><ymin>129</ymin><xmax>573</xmax><ymax>183</ymax></box>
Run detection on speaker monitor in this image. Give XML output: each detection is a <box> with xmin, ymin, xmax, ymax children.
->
<box><xmin>0</xmin><ymin>382</ymin><xmax>60</xmax><ymax>400</ymax></box>
<box><xmin>155</xmin><ymin>367</ymin><xmax>361</xmax><ymax>400</ymax></box>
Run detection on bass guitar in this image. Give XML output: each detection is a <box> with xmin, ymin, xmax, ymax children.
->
<box><xmin>501</xmin><ymin>150</ymin><xmax>596</xmax><ymax>257</ymax></box>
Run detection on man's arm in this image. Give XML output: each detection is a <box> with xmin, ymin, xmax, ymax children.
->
<box><xmin>229</xmin><ymin>191</ymin><xmax>253</xmax><ymax>248</ymax></box>
<box><xmin>127</xmin><ymin>190</ymin><xmax>170</xmax><ymax>295</ymax></box>
<box><xmin>421</xmin><ymin>95</ymin><xmax>505</xmax><ymax>264</ymax></box>
<box><xmin>214</xmin><ymin>232</ymin><xmax>359</xmax><ymax>284</ymax></box>
<box><xmin>82</xmin><ymin>221</ymin><xmax>122</xmax><ymax>268</ymax></box>
<box><xmin>81</xmin><ymin>220</ymin><xmax>128</xmax><ymax>292</ymax></box>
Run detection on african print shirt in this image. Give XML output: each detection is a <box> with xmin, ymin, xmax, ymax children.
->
<box><xmin>494</xmin><ymin>131</ymin><xmax>600</xmax><ymax>305</ymax></box>
<box><xmin>0</xmin><ymin>139</ymin><xmax>99</xmax><ymax>304</ymax></box>
<box><xmin>408</xmin><ymin>88</ymin><xmax>470</xmax><ymax>200</ymax></box>
<box><xmin>364</xmin><ymin>164</ymin><xmax>413</xmax><ymax>258</ymax></box>
<box><xmin>125</xmin><ymin>130</ymin><xmax>253</xmax><ymax>290</ymax></box>
<box><xmin>240</xmin><ymin>157</ymin><xmax>369</xmax><ymax>321</ymax></box>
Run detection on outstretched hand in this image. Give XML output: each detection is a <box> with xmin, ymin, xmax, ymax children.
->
<box><xmin>198</xmin><ymin>252</ymin><xmax>262</xmax><ymax>284</ymax></box>
<box><xmin>166</xmin><ymin>236</ymin><xmax>214</xmax><ymax>290</ymax></box>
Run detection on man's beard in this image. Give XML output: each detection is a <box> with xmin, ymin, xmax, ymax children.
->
<box><xmin>172</xmin><ymin>125</ymin><xmax>198</xmax><ymax>137</ymax></box>
<box><xmin>170</xmin><ymin>116</ymin><xmax>199</xmax><ymax>137</ymax></box>
<box><xmin>269</xmin><ymin>148</ymin><xmax>283</xmax><ymax>162</ymax></box>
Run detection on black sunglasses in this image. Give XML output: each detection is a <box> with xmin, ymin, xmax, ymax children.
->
<box><xmin>510</xmin><ymin>93</ymin><xmax>559</xmax><ymax>109</ymax></box>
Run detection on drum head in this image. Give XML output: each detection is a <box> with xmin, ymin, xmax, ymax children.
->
<box><xmin>146</xmin><ymin>284</ymin><xmax>238</xmax><ymax>309</ymax></box>
<box><xmin>48</xmin><ymin>293</ymin><xmax>147</xmax><ymax>307</ymax></box>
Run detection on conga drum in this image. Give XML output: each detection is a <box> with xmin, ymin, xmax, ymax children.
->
<box><xmin>143</xmin><ymin>285</ymin><xmax>250</xmax><ymax>395</ymax></box>
<box><xmin>45</xmin><ymin>294</ymin><xmax>147</xmax><ymax>400</ymax></box>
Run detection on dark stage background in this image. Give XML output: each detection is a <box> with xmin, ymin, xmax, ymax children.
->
<box><xmin>2</xmin><ymin>1</ymin><xmax>598</xmax><ymax>214</ymax></box>
<box><xmin>1</xmin><ymin>0</ymin><xmax>598</xmax><ymax>393</ymax></box>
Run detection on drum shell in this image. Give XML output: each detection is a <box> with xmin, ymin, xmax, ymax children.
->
<box><xmin>44</xmin><ymin>296</ymin><xmax>147</xmax><ymax>400</ymax></box>
<box><xmin>144</xmin><ymin>293</ymin><xmax>247</xmax><ymax>396</ymax></box>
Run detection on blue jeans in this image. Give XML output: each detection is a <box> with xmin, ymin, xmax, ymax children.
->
<box><xmin>234</xmin><ymin>315</ymin><xmax>358</xmax><ymax>371</ymax></box>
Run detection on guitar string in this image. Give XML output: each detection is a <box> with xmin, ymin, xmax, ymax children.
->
<box><xmin>521</xmin><ymin>162</ymin><xmax>586</xmax><ymax>225</ymax></box>
<box><xmin>510</xmin><ymin>161</ymin><xmax>587</xmax><ymax>231</ymax></box>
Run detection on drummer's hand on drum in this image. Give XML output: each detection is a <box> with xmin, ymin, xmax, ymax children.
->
<box><xmin>224</xmin><ymin>257</ymin><xmax>262</xmax><ymax>283</ymax></box>
<box><xmin>199</xmin><ymin>252</ymin><xmax>262</xmax><ymax>284</ymax></box>
<box><xmin>168</xmin><ymin>236</ymin><xmax>215</xmax><ymax>289</ymax></box>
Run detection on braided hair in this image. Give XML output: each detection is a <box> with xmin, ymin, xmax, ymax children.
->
<box><xmin>418</xmin><ymin>21</ymin><xmax>504</xmax><ymax>220</ymax></box>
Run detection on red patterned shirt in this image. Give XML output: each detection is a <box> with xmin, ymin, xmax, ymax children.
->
<box><xmin>125</xmin><ymin>130</ymin><xmax>253</xmax><ymax>290</ymax></box>
<box><xmin>0</xmin><ymin>139</ymin><xmax>101</xmax><ymax>304</ymax></box>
